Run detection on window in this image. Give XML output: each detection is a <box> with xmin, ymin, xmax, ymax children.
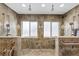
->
<box><xmin>22</xmin><ymin>21</ymin><xmax>37</xmax><ymax>37</ymax></box>
<box><xmin>44</xmin><ymin>21</ymin><xmax>59</xmax><ymax>37</ymax></box>
<box><xmin>30</xmin><ymin>22</ymin><xmax>37</xmax><ymax>37</ymax></box>
<box><xmin>52</xmin><ymin>22</ymin><xmax>59</xmax><ymax>36</ymax></box>
<box><xmin>22</xmin><ymin>21</ymin><xmax>29</xmax><ymax>37</ymax></box>
<box><xmin>44</xmin><ymin>22</ymin><xmax>51</xmax><ymax>37</ymax></box>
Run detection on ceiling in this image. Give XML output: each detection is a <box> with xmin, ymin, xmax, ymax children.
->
<box><xmin>5</xmin><ymin>3</ymin><xmax>79</xmax><ymax>14</ymax></box>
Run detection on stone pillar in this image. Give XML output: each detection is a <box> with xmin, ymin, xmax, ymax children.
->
<box><xmin>16</xmin><ymin>37</ymin><xmax>21</xmax><ymax>56</ymax></box>
<box><xmin>55</xmin><ymin>36</ymin><xmax>59</xmax><ymax>56</ymax></box>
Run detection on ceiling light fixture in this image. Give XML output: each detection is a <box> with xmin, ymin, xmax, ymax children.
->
<box><xmin>22</xmin><ymin>4</ymin><xmax>26</xmax><ymax>7</ymax></box>
<box><xmin>41</xmin><ymin>4</ymin><xmax>45</xmax><ymax>7</ymax></box>
<box><xmin>28</xmin><ymin>4</ymin><xmax>31</xmax><ymax>11</ymax></box>
<box><xmin>59</xmin><ymin>4</ymin><xmax>64</xmax><ymax>7</ymax></box>
<box><xmin>51</xmin><ymin>4</ymin><xmax>54</xmax><ymax>11</ymax></box>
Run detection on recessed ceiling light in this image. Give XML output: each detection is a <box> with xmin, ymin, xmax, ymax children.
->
<box><xmin>41</xmin><ymin>4</ymin><xmax>45</xmax><ymax>7</ymax></box>
<box><xmin>22</xmin><ymin>4</ymin><xmax>26</xmax><ymax>7</ymax></box>
<box><xmin>59</xmin><ymin>4</ymin><xmax>64</xmax><ymax>7</ymax></box>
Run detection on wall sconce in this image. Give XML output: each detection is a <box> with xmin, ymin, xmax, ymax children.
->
<box><xmin>39</xmin><ymin>25</ymin><xmax>43</xmax><ymax>28</ymax></box>
<box><xmin>61</xmin><ymin>25</ymin><xmax>64</xmax><ymax>30</ymax></box>
<box><xmin>17</xmin><ymin>24</ymin><xmax>20</xmax><ymax>29</ymax></box>
<box><xmin>6</xmin><ymin>24</ymin><xmax>10</xmax><ymax>36</ymax></box>
<box><xmin>69</xmin><ymin>22</ymin><xmax>74</xmax><ymax>36</ymax></box>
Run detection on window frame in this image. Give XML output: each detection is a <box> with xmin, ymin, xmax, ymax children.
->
<box><xmin>21</xmin><ymin>21</ymin><xmax>38</xmax><ymax>38</ymax></box>
<box><xmin>44</xmin><ymin>21</ymin><xmax>59</xmax><ymax>38</ymax></box>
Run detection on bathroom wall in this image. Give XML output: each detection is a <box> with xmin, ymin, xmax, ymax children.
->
<box><xmin>0</xmin><ymin>4</ymin><xmax>17</xmax><ymax>36</ymax></box>
<box><xmin>17</xmin><ymin>14</ymin><xmax>63</xmax><ymax>36</ymax></box>
<box><xmin>64</xmin><ymin>5</ymin><xmax>79</xmax><ymax>36</ymax></box>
